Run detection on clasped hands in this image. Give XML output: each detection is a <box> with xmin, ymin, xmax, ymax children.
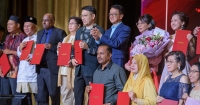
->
<box><xmin>90</xmin><ymin>28</ymin><xmax>102</xmax><ymax>41</ymax></box>
<box><xmin>79</xmin><ymin>41</ymin><xmax>88</xmax><ymax>49</ymax></box>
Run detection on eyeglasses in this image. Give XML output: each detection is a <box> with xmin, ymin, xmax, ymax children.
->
<box><xmin>136</xmin><ymin>21</ymin><xmax>146</xmax><ymax>26</ymax></box>
<box><xmin>81</xmin><ymin>14</ymin><xmax>92</xmax><ymax>18</ymax></box>
<box><xmin>108</xmin><ymin>13</ymin><xmax>120</xmax><ymax>17</ymax></box>
<box><xmin>189</xmin><ymin>70</ymin><xmax>199</xmax><ymax>74</ymax></box>
<box><xmin>68</xmin><ymin>22</ymin><xmax>77</xmax><ymax>25</ymax></box>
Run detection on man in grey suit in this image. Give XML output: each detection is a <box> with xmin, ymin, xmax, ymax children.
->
<box><xmin>36</xmin><ymin>13</ymin><xmax>66</xmax><ymax>105</ymax></box>
<box><xmin>71</xmin><ymin>6</ymin><xmax>105</xmax><ymax>105</ymax></box>
<box><xmin>86</xmin><ymin>44</ymin><xmax>127</xmax><ymax>105</ymax></box>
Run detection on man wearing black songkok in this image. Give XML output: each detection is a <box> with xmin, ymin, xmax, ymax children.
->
<box><xmin>0</xmin><ymin>15</ymin><xmax>26</xmax><ymax>95</ymax></box>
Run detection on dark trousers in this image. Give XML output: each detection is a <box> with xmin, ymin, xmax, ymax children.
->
<box><xmin>1</xmin><ymin>77</ymin><xmax>18</xmax><ymax>95</ymax></box>
<box><xmin>37</xmin><ymin>68</ymin><xmax>60</xmax><ymax>105</ymax></box>
<box><xmin>1</xmin><ymin>77</ymin><xmax>33</xmax><ymax>105</ymax></box>
<box><xmin>74</xmin><ymin>73</ymin><xmax>93</xmax><ymax>105</ymax></box>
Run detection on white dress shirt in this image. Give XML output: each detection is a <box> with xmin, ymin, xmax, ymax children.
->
<box><xmin>17</xmin><ymin>34</ymin><xmax>37</xmax><ymax>83</ymax></box>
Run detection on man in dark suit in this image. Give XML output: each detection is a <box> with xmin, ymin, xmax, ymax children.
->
<box><xmin>91</xmin><ymin>4</ymin><xmax>131</xmax><ymax>68</ymax></box>
<box><xmin>71</xmin><ymin>6</ymin><xmax>105</xmax><ymax>105</ymax></box>
<box><xmin>36</xmin><ymin>13</ymin><xmax>66</xmax><ymax>105</ymax></box>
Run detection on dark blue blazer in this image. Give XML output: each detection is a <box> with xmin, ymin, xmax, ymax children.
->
<box><xmin>36</xmin><ymin>27</ymin><xmax>66</xmax><ymax>74</ymax></box>
<box><xmin>100</xmin><ymin>23</ymin><xmax>131</xmax><ymax>67</ymax></box>
<box><xmin>73</xmin><ymin>25</ymin><xmax>105</xmax><ymax>77</ymax></box>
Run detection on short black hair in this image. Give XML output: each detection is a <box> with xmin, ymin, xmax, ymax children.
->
<box><xmin>165</xmin><ymin>51</ymin><xmax>186</xmax><ymax>71</ymax></box>
<box><xmin>192</xmin><ymin>62</ymin><xmax>200</xmax><ymax>73</ymax></box>
<box><xmin>172</xmin><ymin>11</ymin><xmax>189</xmax><ymax>29</ymax></box>
<box><xmin>68</xmin><ymin>16</ymin><xmax>83</xmax><ymax>27</ymax></box>
<box><xmin>99</xmin><ymin>44</ymin><xmax>112</xmax><ymax>54</ymax></box>
<box><xmin>81</xmin><ymin>5</ymin><xmax>96</xmax><ymax>15</ymax></box>
<box><xmin>111</xmin><ymin>4</ymin><xmax>124</xmax><ymax>15</ymax></box>
<box><xmin>138</xmin><ymin>14</ymin><xmax>156</xmax><ymax>30</ymax></box>
<box><xmin>0</xmin><ymin>25</ymin><xmax>5</xmax><ymax>31</ymax></box>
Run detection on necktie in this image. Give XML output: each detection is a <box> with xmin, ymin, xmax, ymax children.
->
<box><xmin>41</xmin><ymin>32</ymin><xmax>48</xmax><ymax>43</ymax></box>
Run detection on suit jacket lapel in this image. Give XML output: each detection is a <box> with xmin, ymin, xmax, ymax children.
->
<box><xmin>107</xmin><ymin>29</ymin><xmax>112</xmax><ymax>37</ymax></box>
<box><xmin>37</xmin><ymin>29</ymin><xmax>44</xmax><ymax>44</ymax></box>
<box><xmin>110</xmin><ymin>23</ymin><xmax>123</xmax><ymax>39</ymax></box>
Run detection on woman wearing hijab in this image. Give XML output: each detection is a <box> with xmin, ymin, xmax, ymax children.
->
<box><xmin>123</xmin><ymin>54</ymin><xmax>157</xmax><ymax>105</ymax></box>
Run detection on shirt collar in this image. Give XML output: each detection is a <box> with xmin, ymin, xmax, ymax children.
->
<box><xmin>111</xmin><ymin>22</ymin><xmax>122</xmax><ymax>29</ymax></box>
<box><xmin>9</xmin><ymin>30</ymin><xmax>21</xmax><ymax>36</ymax></box>
<box><xmin>45</xmin><ymin>27</ymin><xmax>53</xmax><ymax>34</ymax></box>
<box><xmin>97</xmin><ymin>61</ymin><xmax>113</xmax><ymax>70</ymax></box>
<box><xmin>28</xmin><ymin>33</ymin><xmax>36</xmax><ymax>40</ymax></box>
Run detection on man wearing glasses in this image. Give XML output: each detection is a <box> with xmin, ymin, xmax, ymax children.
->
<box><xmin>71</xmin><ymin>5</ymin><xmax>105</xmax><ymax>105</ymax></box>
<box><xmin>91</xmin><ymin>4</ymin><xmax>131</xmax><ymax>68</ymax></box>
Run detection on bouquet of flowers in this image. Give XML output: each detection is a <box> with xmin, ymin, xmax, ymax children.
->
<box><xmin>130</xmin><ymin>27</ymin><xmax>170</xmax><ymax>58</ymax></box>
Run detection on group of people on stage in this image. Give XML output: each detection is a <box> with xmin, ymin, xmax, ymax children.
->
<box><xmin>0</xmin><ymin>4</ymin><xmax>200</xmax><ymax>105</ymax></box>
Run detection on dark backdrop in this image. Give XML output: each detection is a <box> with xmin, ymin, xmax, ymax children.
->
<box><xmin>109</xmin><ymin>0</ymin><xmax>141</xmax><ymax>66</ymax></box>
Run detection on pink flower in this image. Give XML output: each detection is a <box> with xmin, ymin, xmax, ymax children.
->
<box><xmin>155</xmin><ymin>40</ymin><xmax>158</xmax><ymax>45</ymax></box>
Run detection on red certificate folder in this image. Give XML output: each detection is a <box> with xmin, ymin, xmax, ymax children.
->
<box><xmin>74</xmin><ymin>40</ymin><xmax>82</xmax><ymax>64</ymax></box>
<box><xmin>30</xmin><ymin>44</ymin><xmax>45</xmax><ymax>64</ymax></box>
<box><xmin>89</xmin><ymin>83</ymin><xmax>104</xmax><ymax>105</ymax></box>
<box><xmin>20</xmin><ymin>40</ymin><xmax>34</xmax><ymax>60</ymax></box>
<box><xmin>158</xmin><ymin>99</ymin><xmax>178</xmax><ymax>105</ymax></box>
<box><xmin>0</xmin><ymin>54</ymin><xmax>11</xmax><ymax>77</ymax></box>
<box><xmin>117</xmin><ymin>92</ymin><xmax>131</xmax><ymax>105</ymax></box>
<box><xmin>172</xmin><ymin>30</ymin><xmax>191</xmax><ymax>55</ymax></box>
<box><xmin>196</xmin><ymin>29</ymin><xmax>200</xmax><ymax>54</ymax></box>
<box><xmin>57</xmin><ymin>43</ymin><xmax>71</xmax><ymax>66</ymax></box>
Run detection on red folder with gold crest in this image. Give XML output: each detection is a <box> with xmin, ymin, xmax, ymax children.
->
<box><xmin>89</xmin><ymin>83</ymin><xmax>104</xmax><ymax>105</ymax></box>
<box><xmin>57</xmin><ymin>43</ymin><xmax>71</xmax><ymax>66</ymax></box>
<box><xmin>20</xmin><ymin>40</ymin><xmax>34</xmax><ymax>60</ymax></box>
<box><xmin>0</xmin><ymin>54</ymin><xmax>11</xmax><ymax>77</ymax></box>
<box><xmin>74</xmin><ymin>40</ymin><xmax>82</xmax><ymax>64</ymax></box>
<box><xmin>172</xmin><ymin>30</ymin><xmax>191</xmax><ymax>55</ymax></box>
<box><xmin>30</xmin><ymin>44</ymin><xmax>45</xmax><ymax>64</ymax></box>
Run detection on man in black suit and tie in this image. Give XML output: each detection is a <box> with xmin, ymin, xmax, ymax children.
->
<box><xmin>71</xmin><ymin>6</ymin><xmax>105</xmax><ymax>105</ymax></box>
<box><xmin>36</xmin><ymin>13</ymin><xmax>66</xmax><ymax>105</ymax></box>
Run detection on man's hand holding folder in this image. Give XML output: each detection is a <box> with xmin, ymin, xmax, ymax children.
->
<box><xmin>20</xmin><ymin>40</ymin><xmax>34</xmax><ymax>60</ymax></box>
<box><xmin>72</xmin><ymin>40</ymin><xmax>83</xmax><ymax>66</ymax></box>
<box><xmin>86</xmin><ymin>82</ymin><xmax>106</xmax><ymax>105</ymax></box>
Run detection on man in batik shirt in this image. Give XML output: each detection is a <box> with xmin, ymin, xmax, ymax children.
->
<box><xmin>0</xmin><ymin>15</ymin><xmax>26</xmax><ymax>95</ymax></box>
